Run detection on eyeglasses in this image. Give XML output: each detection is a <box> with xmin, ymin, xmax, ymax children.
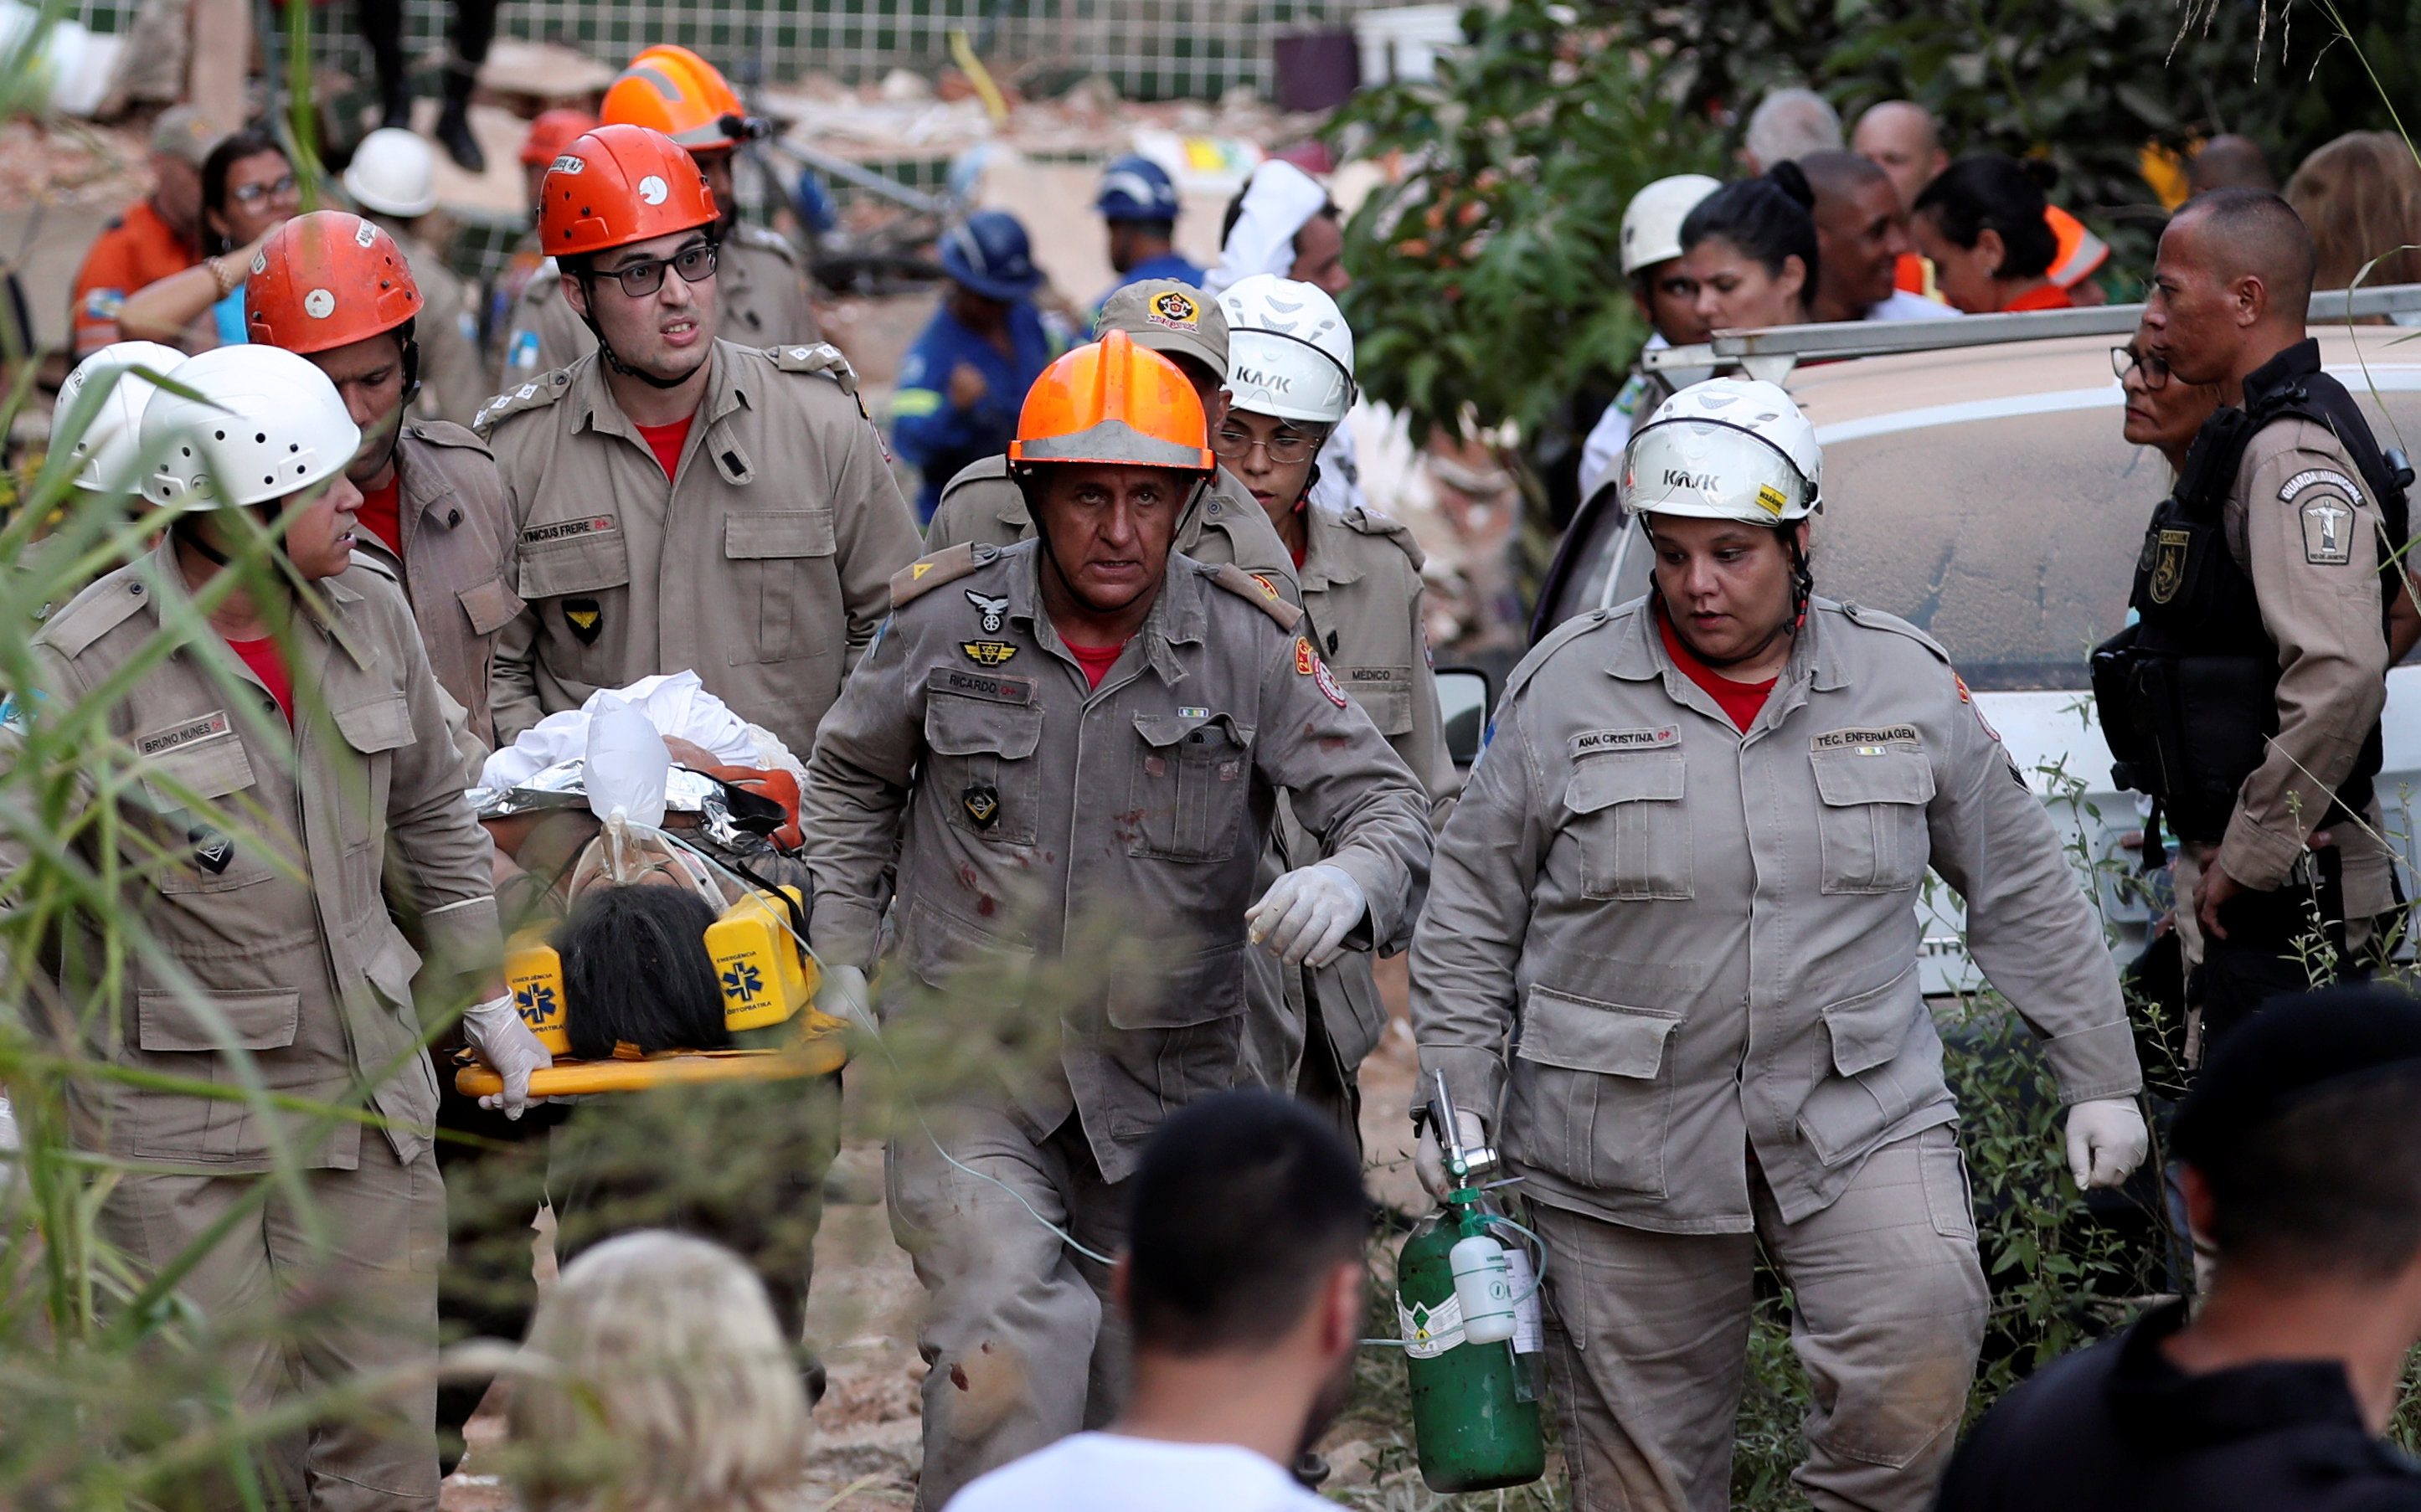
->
<box><xmin>229</xmin><ymin>173</ymin><xmax>298</xmax><ymax>204</ymax></box>
<box><xmin>1212</xmin><ymin>425</ymin><xmax>1321</xmax><ymax>465</ymax></box>
<box><xmin>2110</xmin><ymin>345</ymin><xmax>2171</xmax><ymax>391</ymax></box>
<box><xmin>595</xmin><ymin>242</ymin><xmax>719</xmax><ymax>299</ymax></box>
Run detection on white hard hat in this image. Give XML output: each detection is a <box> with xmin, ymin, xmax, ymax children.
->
<box><xmin>1624</xmin><ymin>377</ymin><xmax>1821</xmax><ymax>524</ymax></box>
<box><xmin>1620</xmin><ymin>173</ymin><xmax>1722</xmax><ymax>277</ymax></box>
<box><xmin>343</xmin><ymin>126</ymin><xmax>438</xmax><ymax>219</ymax></box>
<box><xmin>141</xmin><ymin>346</ymin><xmax>363</xmax><ymax>510</ymax></box>
<box><xmin>1217</xmin><ymin>273</ymin><xmax>1357</xmax><ymax>427</ymax></box>
<box><xmin>57</xmin><ymin>340</ymin><xmax>185</xmax><ymax>495</ymax></box>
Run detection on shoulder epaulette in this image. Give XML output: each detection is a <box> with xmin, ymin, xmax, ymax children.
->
<box><xmin>1207</xmin><ymin>562</ymin><xmax>1305</xmax><ymax>631</ymax></box>
<box><xmin>404</xmin><ymin>418</ymin><xmax>492</xmax><ymax>455</ymax></box>
<box><xmin>734</xmin><ymin>222</ymin><xmax>803</xmax><ymax>265</ymax></box>
<box><xmin>1339</xmin><ymin>504</ymin><xmax>1426</xmax><ymax>571</ymax></box>
<box><xmin>890</xmin><ymin>542</ymin><xmax>999</xmax><ymax>610</ymax></box>
<box><xmin>767</xmin><ymin>342</ymin><xmax>860</xmax><ymax>397</ymax></box>
<box><xmin>1835</xmin><ymin>599</ymin><xmax>1951</xmax><ymax>665</ymax></box>
<box><xmin>347</xmin><ymin>551</ymin><xmax>403</xmax><ymax>588</ymax></box>
<box><xmin>38</xmin><ymin>568</ymin><xmax>151</xmax><ymax>659</ymax></box>
<box><xmin>1502</xmin><ymin>603</ymin><xmax>1626</xmax><ymax>702</ymax></box>
<box><xmin>472</xmin><ymin>370</ymin><xmax>574</xmax><ymax>437</ymax></box>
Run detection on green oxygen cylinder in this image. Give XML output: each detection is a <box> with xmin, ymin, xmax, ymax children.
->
<box><xmin>1398</xmin><ymin>1077</ymin><xmax>1546</xmax><ymax>1493</ymax></box>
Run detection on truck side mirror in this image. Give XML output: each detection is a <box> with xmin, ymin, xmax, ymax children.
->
<box><xmin>1435</xmin><ymin>667</ymin><xmax>1491</xmax><ymax>769</ymax></box>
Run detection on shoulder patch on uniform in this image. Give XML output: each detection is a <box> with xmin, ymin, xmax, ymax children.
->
<box><xmin>1208</xmin><ymin>563</ymin><xmax>1305</xmax><ymax>630</ymax></box>
<box><xmin>891</xmin><ymin>543</ymin><xmax>998</xmax><ymax>609</ymax></box>
<box><xmin>38</xmin><ymin>570</ymin><xmax>152</xmax><ymax>659</ymax></box>
<box><xmin>404</xmin><ymin>418</ymin><xmax>493</xmax><ymax>456</ymax></box>
<box><xmin>1834</xmin><ymin>599</ymin><xmax>1951</xmax><ymax>665</ymax></box>
<box><xmin>2279</xmin><ymin>467</ymin><xmax>2362</xmax><ymax>505</ymax></box>
<box><xmin>1339</xmin><ymin>504</ymin><xmax>1427</xmax><ymax>571</ymax></box>
<box><xmin>473</xmin><ymin>377</ymin><xmax>569</xmax><ymax>437</ymax></box>
<box><xmin>768</xmin><ymin>341</ymin><xmax>860</xmax><ymax>397</ymax></box>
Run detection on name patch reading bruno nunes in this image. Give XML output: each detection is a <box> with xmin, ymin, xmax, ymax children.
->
<box><xmin>1811</xmin><ymin>725</ymin><xmax>1920</xmax><ymax>750</ymax></box>
<box><xmin>139</xmin><ymin>709</ymin><xmax>232</xmax><ymax>755</ymax></box>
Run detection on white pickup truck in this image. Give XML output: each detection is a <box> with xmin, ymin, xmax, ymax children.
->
<box><xmin>1531</xmin><ymin>306</ymin><xmax>2421</xmax><ymax>994</ymax></box>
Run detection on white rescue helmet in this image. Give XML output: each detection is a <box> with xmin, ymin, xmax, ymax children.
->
<box><xmin>1620</xmin><ymin>173</ymin><xmax>1723</xmax><ymax>277</ymax></box>
<box><xmin>1624</xmin><ymin>377</ymin><xmax>1821</xmax><ymax>524</ymax></box>
<box><xmin>58</xmin><ymin>341</ymin><xmax>185</xmax><ymax>496</ymax></box>
<box><xmin>1218</xmin><ymin>273</ymin><xmax>1357</xmax><ymax>427</ymax></box>
<box><xmin>343</xmin><ymin>126</ymin><xmax>440</xmax><ymax>219</ymax></box>
<box><xmin>141</xmin><ymin>346</ymin><xmax>363</xmax><ymax>510</ymax></box>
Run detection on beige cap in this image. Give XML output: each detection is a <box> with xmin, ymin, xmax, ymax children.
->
<box><xmin>150</xmin><ymin>105</ymin><xmax>226</xmax><ymax>170</ymax></box>
<box><xmin>1095</xmin><ymin>279</ymin><xmax>1227</xmax><ymax>382</ymax></box>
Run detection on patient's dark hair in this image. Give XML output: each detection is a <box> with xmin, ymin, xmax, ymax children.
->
<box><xmin>1125</xmin><ymin>1091</ymin><xmax>1368</xmax><ymax>1355</ymax></box>
<box><xmin>556</xmin><ymin>885</ymin><xmax>729</xmax><ymax>1058</ymax></box>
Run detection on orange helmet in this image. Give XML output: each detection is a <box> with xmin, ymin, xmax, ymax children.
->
<box><xmin>602</xmin><ymin>44</ymin><xmax>762</xmax><ymax>152</ymax></box>
<box><xmin>520</xmin><ymin>106</ymin><xmax>600</xmax><ymax>167</ymax></box>
<box><xmin>245</xmin><ymin>210</ymin><xmax>422</xmax><ymax>353</ymax></box>
<box><xmin>539</xmin><ymin>124</ymin><xmax>719</xmax><ymax>259</ymax></box>
<box><xmin>1008</xmin><ymin>330</ymin><xmax>1214</xmax><ymax>475</ymax></box>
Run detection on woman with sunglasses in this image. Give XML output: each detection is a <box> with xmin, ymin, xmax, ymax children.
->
<box><xmin>1216</xmin><ymin>272</ymin><xmax>1459</xmax><ymax>1149</ymax></box>
<box><xmin>118</xmin><ymin>129</ymin><xmax>300</xmax><ymax>351</ymax></box>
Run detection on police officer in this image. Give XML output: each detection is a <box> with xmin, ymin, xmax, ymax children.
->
<box><xmin>495</xmin><ymin>47</ymin><xmax>822</xmax><ymax>387</ymax></box>
<box><xmin>803</xmin><ymin>331</ymin><xmax>1432</xmax><ymax>1508</ymax></box>
<box><xmin>891</xmin><ymin>209</ymin><xmax>1064</xmax><ymax>522</ymax></box>
<box><xmin>340</xmin><ymin>128</ymin><xmax>492</xmax><ymax>428</ymax></box>
<box><xmin>18</xmin><ymin>343</ymin><xmax>549</xmax><ymax>1508</ymax></box>
<box><xmin>1218</xmin><ymin>273</ymin><xmax>1456</xmax><ymax>1139</ymax></box>
<box><xmin>1413</xmin><ymin>378</ymin><xmax>2149</xmax><ymax>1512</ymax></box>
<box><xmin>1094</xmin><ymin>153</ymin><xmax>1203</xmax><ymax>306</ymax></box>
<box><xmin>924</xmin><ymin>278</ymin><xmax>1297</xmax><ymax>595</ymax></box>
<box><xmin>248</xmin><ymin>210</ymin><xmax>517</xmax><ymax>747</ymax></box>
<box><xmin>1575</xmin><ymin>173</ymin><xmax>1721</xmax><ymax>512</ymax></box>
<box><xmin>477</xmin><ymin>124</ymin><xmax>920</xmax><ymax>762</ymax></box>
<box><xmin>2101</xmin><ymin>188</ymin><xmax>2406</xmax><ymax>1059</ymax></box>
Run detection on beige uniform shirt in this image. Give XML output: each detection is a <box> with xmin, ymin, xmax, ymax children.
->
<box><xmin>397</xmin><ymin>231</ymin><xmax>490</xmax><ymax>428</ymax></box>
<box><xmin>925</xmin><ymin>455</ymin><xmax>1301</xmax><ymax>601</ymax></box>
<box><xmin>803</xmin><ymin>540</ymin><xmax>1434</xmax><ymax>1181</ymax></box>
<box><xmin>478</xmin><ymin>340</ymin><xmax>922</xmax><ymax>759</ymax></box>
<box><xmin>350</xmin><ymin>419</ymin><xmax>520</xmax><ymax>748</ymax></box>
<box><xmin>2214</xmin><ymin>414</ymin><xmax>2393</xmax><ymax>908</ymax></box>
<box><xmin>493</xmin><ymin>224</ymin><xmax>822</xmax><ymax>390</ymax></box>
<box><xmin>22</xmin><ymin>540</ymin><xmax>502</xmax><ymax>1170</ymax></box>
<box><xmin>1413</xmin><ymin>596</ymin><xmax>2141</xmax><ymax>1232</ymax></box>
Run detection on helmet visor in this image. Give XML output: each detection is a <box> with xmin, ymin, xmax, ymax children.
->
<box><xmin>1622</xmin><ymin>418</ymin><xmax>1813</xmax><ymax>524</ymax></box>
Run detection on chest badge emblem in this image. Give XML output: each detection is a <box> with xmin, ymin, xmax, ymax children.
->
<box><xmin>961</xmin><ymin>640</ymin><xmax>1018</xmax><ymax>666</ymax></box>
<box><xmin>563</xmin><ymin>598</ymin><xmax>604</xmax><ymax>645</ymax></box>
<box><xmin>962</xmin><ymin>784</ymin><xmax>1001</xmax><ymax>829</ymax></box>
<box><xmin>2147</xmin><ymin>528</ymin><xmax>2190</xmax><ymax>605</ymax></box>
<box><xmin>966</xmin><ymin>589</ymin><xmax>1010</xmax><ymax>634</ymax></box>
<box><xmin>189</xmin><ymin>825</ymin><xmax>234</xmax><ymax>875</ymax></box>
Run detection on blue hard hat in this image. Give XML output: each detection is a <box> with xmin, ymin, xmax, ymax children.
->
<box><xmin>939</xmin><ymin>210</ymin><xmax>1044</xmax><ymax>301</ymax></box>
<box><xmin>1096</xmin><ymin>154</ymin><xmax>1181</xmax><ymax>223</ymax></box>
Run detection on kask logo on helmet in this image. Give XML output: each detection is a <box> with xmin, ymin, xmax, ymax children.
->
<box><xmin>1664</xmin><ymin>468</ymin><xmax>1717</xmax><ymax>490</ymax></box>
<box><xmin>1234</xmin><ymin>366</ymin><xmax>1291</xmax><ymax>393</ymax></box>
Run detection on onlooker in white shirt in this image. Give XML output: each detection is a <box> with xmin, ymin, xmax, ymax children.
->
<box><xmin>944</xmin><ymin>1091</ymin><xmax>1369</xmax><ymax>1512</ymax></box>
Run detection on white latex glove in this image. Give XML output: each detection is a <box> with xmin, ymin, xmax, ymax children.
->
<box><xmin>2064</xmin><ymin>1097</ymin><xmax>2150</xmax><ymax>1191</ymax></box>
<box><xmin>816</xmin><ymin>963</ymin><xmax>876</xmax><ymax>1035</ymax></box>
<box><xmin>1246</xmin><ymin>863</ymin><xmax>1368</xmax><ymax>968</ymax></box>
<box><xmin>1415</xmin><ymin>1110</ymin><xmax>1490</xmax><ymax>1200</ymax></box>
<box><xmin>462</xmin><ymin>994</ymin><xmax>553</xmax><ymax>1119</ymax></box>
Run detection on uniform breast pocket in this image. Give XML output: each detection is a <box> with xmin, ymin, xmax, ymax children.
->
<box><xmin>725</xmin><ymin>510</ymin><xmax>837</xmax><ymax>666</ymax></box>
<box><xmin>1340</xmin><ymin>665</ymin><xmax>1415</xmax><ymax>737</ymax></box>
<box><xmin>517</xmin><ymin>527</ymin><xmax>631</xmax><ymax>679</ymax></box>
<box><xmin>1565</xmin><ymin>752</ymin><xmax>1692</xmax><ymax>900</ymax></box>
<box><xmin>140</xmin><ymin>734</ymin><xmax>276</xmax><ymax>894</ymax></box>
<box><xmin>926</xmin><ymin>692</ymin><xmax>1043</xmax><ymax>845</ymax></box>
<box><xmin>330</xmin><ymin>690</ymin><xmax>414</xmax><ymax>856</ymax></box>
<box><xmin>1128</xmin><ymin>711</ymin><xmax>1255</xmax><ymax>862</ymax></box>
<box><xmin>1811</xmin><ymin>747</ymin><xmax>1936</xmax><ymax>894</ymax></box>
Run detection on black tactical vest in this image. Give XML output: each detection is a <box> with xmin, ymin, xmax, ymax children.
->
<box><xmin>2094</xmin><ymin>340</ymin><xmax>2409</xmax><ymax>846</ymax></box>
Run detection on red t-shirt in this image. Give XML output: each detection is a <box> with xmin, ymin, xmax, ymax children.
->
<box><xmin>1065</xmin><ymin>638</ymin><xmax>1126</xmax><ymax>690</ymax></box>
<box><xmin>356</xmin><ymin>472</ymin><xmax>404</xmax><ymax>555</ymax></box>
<box><xmin>635</xmin><ymin>415</ymin><xmax>694</xmax><ymax>480</ymax></box>
<box><xmin>225</xmin><ymin>635</ymin><xmax>296</xmax><ymax>726</ymax></box>
<box><xmin>1656</xmin><ymin>603</ymin><xmax>1776</xmax><ymax>733</ymax></box>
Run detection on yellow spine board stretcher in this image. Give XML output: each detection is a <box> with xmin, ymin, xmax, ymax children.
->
<box><xmin>455</xmin><ymin>886</ymin><xmax>849</xmax><ymax>1098</ymax></box>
